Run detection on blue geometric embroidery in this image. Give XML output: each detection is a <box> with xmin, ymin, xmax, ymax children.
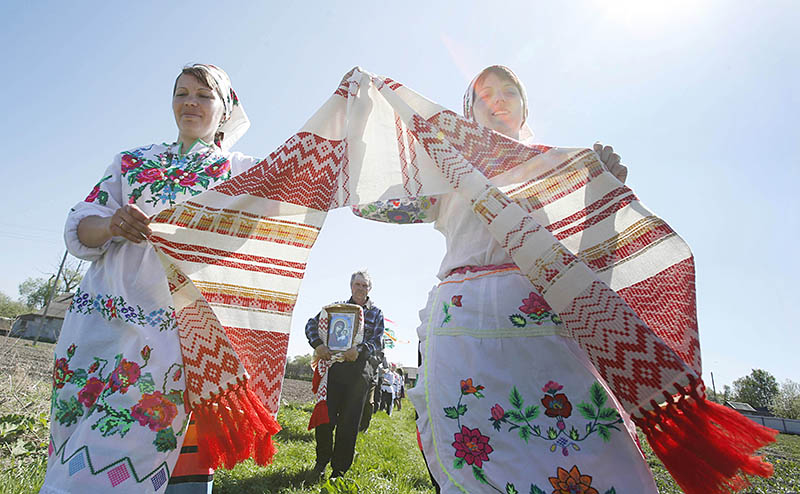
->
<box><xmin>68</xmin><ymin>452</ymin><xmax>86</xmax><ymax>476</ymax></box>
<box><xmin>151</xmin><ymin>467</ymin><xmax>168</xmax><ymax>491</ymax></box>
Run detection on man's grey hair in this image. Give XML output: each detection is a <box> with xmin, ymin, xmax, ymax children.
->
<box><xmin>350</xmin><ymin>269</ymin><xmax>372</xmax><ymax>289</ymax></box>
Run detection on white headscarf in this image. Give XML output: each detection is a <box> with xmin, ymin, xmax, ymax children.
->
<box><xmin>186</xmin><ymin>64</ymin><xmax>250</xmax><ymax>151</ymax></box>
<box><xmin>462</xmin><ymin>65</ymin><xmax>534</xmax><ymax>143</ymax></box>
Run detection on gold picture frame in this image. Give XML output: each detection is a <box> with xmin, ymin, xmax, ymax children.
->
<box><xmin>321</xmin><ymin>303</ymin><xmax>364</xmax><ymax>353</ymax></box>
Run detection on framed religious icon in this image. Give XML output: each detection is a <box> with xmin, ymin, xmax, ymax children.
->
<box><xmin>319</xmin><ymin>303</ymin><xmax>364</xmax><ymax>354</ymax></box>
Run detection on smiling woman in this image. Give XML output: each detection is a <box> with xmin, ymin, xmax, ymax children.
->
<box><xmin>41</xmin><ymin>64</ymin><xmax>278</xmax><ymax>494</ymax></box>
<box><xmin>172</xmin><ymin>68</ymin><xmax>226</xmax><ymax>151</ymax></box>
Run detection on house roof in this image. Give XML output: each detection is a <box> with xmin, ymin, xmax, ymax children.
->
<box><xmin>725</xmin><ymin>401</ymin><xmax>757</xmax><ymax>412</ymax></box>
<box><xmin>17</xmin><ymin>293</ymin><xmax>75</xmax><ymax>320</ymax></box>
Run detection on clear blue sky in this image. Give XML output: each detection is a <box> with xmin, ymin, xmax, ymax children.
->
<box><xmin>1</xmin><ymin>1</ymin><xmax>798</xmax><ymax>391</ymax></box>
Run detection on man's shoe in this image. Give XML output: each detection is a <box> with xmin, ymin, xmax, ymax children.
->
<box><xmin>330</xmin><ymin>470</ymin><xmax>344</xmax><ymax>479</ymax></box>
<box><xmin>311</xmin><ymin>462</ymin><xmax>327</xmax><ymax>479</ymax></box>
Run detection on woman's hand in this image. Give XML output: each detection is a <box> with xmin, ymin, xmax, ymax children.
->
<box><xmin>77</xmin><ymin>204</ymin><xmax>152</xmax><ymax>247</ymax></box>
<box><xmin>594</xmin><ymin>141</ymin><xmax>628</xmax><ymax>184</ymax></box>
<box><xmin>109</xmin><ymin>204</ymin><xmax>152</xmax><ymax>243</ymax></box>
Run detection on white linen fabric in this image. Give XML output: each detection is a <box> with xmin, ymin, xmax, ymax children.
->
<box><xmin>42</xmin><ymin>142</ymin><xmax>258</xmax><ymax>494</ymax></box>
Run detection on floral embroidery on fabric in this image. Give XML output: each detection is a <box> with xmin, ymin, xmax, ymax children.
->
<box><xmin>69</xmin><ymin>287</ymin><xmax>177</xmax><ymax>331</ymax></box>
<box><xmin>84</xmin><ymin>175</ymin><xmax>112</xmax><ymax>205</ymax></box>
<box><xmin>443</xmin><ymin>378</ymin><xmax>622</xmax><ymax>492</ymax></box>
<box><xmin>509</xmin><ymin>291</ymin><xmax>562</xmax><ymax>327</ymax></box>
<box><xmin>49</xmin><ymin>344</ymin><xmax>185</xmax><ymax>454</ymax></box>
<box><xmin>120</xmin><ymin>144</ymin><xmax>231</xmax><ymax>207</ymax></box>
<box><xmin>443</xmin><ymin>378</ymin><xmax>498</xmax><ymax>489</ymax></box>
<box><xmin>353</xmin><ymin>196</ymin><xmax>437</xmax><ymax>224</ymax></box>
<box><xmin>489</xmin><ymin>381</ymin><xmax>622</xmax><ymax>456</ymax></box>
<box><xmin>441</xmin><ymin>295</ymin><xmax>463</xmax><ymax>326</ymax></box>
<box><xmin>506</xmin><ymin>465</ymin><xmax>616</xmax><ymax>494</ymax></box>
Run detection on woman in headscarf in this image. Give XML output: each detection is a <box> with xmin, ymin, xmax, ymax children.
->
<box><xmin>355</xmin><ymin>65</ymin><xmax>657</xmax><ymax>493</ymax></box>
<box><xmin>42</xmin><ymin>64</ymin><xmax>274</xmax><ymax>494</ymax></box>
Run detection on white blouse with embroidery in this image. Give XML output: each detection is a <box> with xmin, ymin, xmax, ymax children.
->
<box><xmin>43</xmin><ymin>141</ymin><xmax>259</xmax><ymax>494</ymax></box>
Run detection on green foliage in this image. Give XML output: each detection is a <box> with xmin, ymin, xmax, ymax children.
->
<box><xmin>509</xmin><ymin>386</ymin><xmax>524</xmax><ymax>409</ymax></box>
<box><xmin>771</xmin><ymin>379</ymin><xmax>800</xmax><ymax>419</ymax></box>
<box><xmin>472</xmin><ymin>465</ymin><xmax>488</xmax><ymax>484</ymax></box>
<box><xmin>284</xmin><ymin>353</ymin><xmax>315</xmax><ymax>381</ymax></box>
<box><xmin>18</xmin><ymin>278</ymin><xmax>54</xmax><ymax>310</ymax></box>
<box><xmin>153</xmin><ymin>427</ymin><xmax>178</xmax><ymax>452</ymax></box>
<box><xmin>589</xmin><ymin>381</ymin><xmax>607</xmax><ymax>408</ymax></box>
<box><xmin>320</xmin><ymin>477</ymin><xmax>359</xmax><ymax>493</ymax></box>
<box><xmin>733</xmin><ymin>368</ymin><xmax>780</xmax><ymax>408</ymax></box>
<box><xmin>17</xmin><ymin>257</ymin><xmax>86</xmax><ymax>309</ymax></box>
<box><xmin>0</xmin><ymin>291</ymin><xmax>30</xmax><ymax>318</ymax></box>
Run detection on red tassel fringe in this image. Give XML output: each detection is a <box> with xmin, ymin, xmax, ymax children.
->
<box><xmin>308</xmin><ymin>400</ymin><xmax>329</xmax><ymax>430</ymax></box>
<box><xmin>633</xmin><ymin>375</ymin><xmax>777</xmax><ymax>494</ymax></box>
<box><xmin>311</xmin><ymin>367</ymin><xmax>322</xmax><ymax>393</ymax></box>
<box><xmin>192</xmin><ymin>377</ymin><xmax>282</xmax><ymax>470</ymax></box>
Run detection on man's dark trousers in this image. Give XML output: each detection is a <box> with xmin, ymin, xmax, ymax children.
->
<box><xmin>314</xmin><ymin>359</ymin><xmax>371</xmax><ymax>474</ymax></box>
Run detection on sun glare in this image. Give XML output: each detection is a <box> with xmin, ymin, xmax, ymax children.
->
<box><xmin>595</xmin><ymin>0</ymin><xmax>710</xmax><ymax>35</ymax></box>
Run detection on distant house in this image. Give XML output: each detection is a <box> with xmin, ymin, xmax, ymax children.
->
<box><xmin>9</xmin><ymin>293</ymin><xmax>74</xmax><ymax>343</ymax></box>
<box><xmin>401</xmin><ymin>366</ymin><xmax>418</xmax><ymax>387</ymax></box>
<box><xmin>725</xmin><ymin>401</ymin><xmax>759</xmax><ymax>415</ymax></box>
<box><xmin>725</xmin><ymin>401</ymin><xmax>774</xmax><ymax>417</ymax></box>
<box><xmin>0</xmin><ymin>316</ymin><xmax>13</xmax><ymax>336</ymax></box>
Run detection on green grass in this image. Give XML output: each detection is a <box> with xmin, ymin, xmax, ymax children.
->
<box><xmin>639</xmin><ymin>430</ymin><xmax>800</xmax><ymax>494</ymax></box>
<box><xmin>1</xmin><ymin>339</ymin><xmax>799</xmax><ymax>493</ymax></box>
<box><xmin>214</xmin><ymin>401</ymin><xmax>433</xmax><ymax>494</ymax></box>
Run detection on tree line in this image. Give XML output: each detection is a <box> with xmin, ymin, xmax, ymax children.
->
<box><xmin>0</xmin><ymin>256</ymin><xmax>85</xmax><ymax>319</ymax></box>
<box><xmin>710</xmin><ymin>368</ymin><xmax>800</xmax><ymax>420</ymax></box>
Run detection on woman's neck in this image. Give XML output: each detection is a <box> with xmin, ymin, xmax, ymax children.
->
<box><xmin>176</xmin><ymin>134</ymin><xmax>214</xmax><ymax>154</ymax></box>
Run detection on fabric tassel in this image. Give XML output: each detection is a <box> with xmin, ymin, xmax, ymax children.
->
<box><xmin>633</xmin><ymin>375</ymin><xmax>776</xmax><ymax>494</ymax></box>
<box><xmin>308</xmin><ymin>401</ymin><xmax>329</xmax><ymax>430</ymax></box>
<box><xmin>244</xmin><ymin>386</ymin><xmax>281</xmax><ymax>465</ymax></box>
<box><xmin>193</xmin><ymin>403</ymin><xmax>224</xmax><ymax>470</ymax></box>
<box><xmin>193</xmin><ymin>379</ymin><xmax>281</xmax><ymax>470</ymax></box>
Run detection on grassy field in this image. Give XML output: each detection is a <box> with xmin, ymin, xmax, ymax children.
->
<box><xmin>2</xmin><ymin>337</ymin><xmax>799</xmax><ymax>493</ymax></box>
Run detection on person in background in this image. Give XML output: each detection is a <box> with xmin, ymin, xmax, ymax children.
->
<box><xmin>304</xmin><ymin>270</ymin><xmax>385</xmax><ymax>479</ymax></box>
<box><xmin>393</xmin><ymin>368</ymin><xmax>405</xmax><ymax>412</ymax></box>
<box><xmin>379</xmin><ymin>363</ymin><xmax>398</xmax><ymax>416</ymax></box>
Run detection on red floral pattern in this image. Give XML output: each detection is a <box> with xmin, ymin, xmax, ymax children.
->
<box><xmin>52</xmin><ymin>358</ymin><xmax>74</xmax><ymax>389</ymax></box>
<box><xmin>542</xmin><ymin>393</ymin><xmax>573</xmax><ymax>418</ymax></box>
<box><xmin>452</xmin><ymin>425</ymin><xmax>493</xmax><ymax>468</ymax></box>
<box><xmin>204</xmin><ymin>159</ymin><xmax>230</xmax><ymax>177</ymax></box>
<box><xmin>460</xmin><ymin>378</ymin><xmax>484</xmax><ymax>395</ymax></box>
<box><xmin>451</xmin><ymin>295</ymin><xmax>463</xmax><ymax>307</ymax></box>
<box><xmin>121</xmin><ymin>153</ymin><xmax>143</xmax><ymax>172</ymax></box>
<box><xmin>136</xmin><ymin>168</ymin><xmax>166</xmax><ymax>184</ymax></box>
<box><xmin>519</xmin><ymin>291</ymin><xmax>552</xmax><ymax>317</ymax></box>
<box><xmin>108</xmin><ymin>359</ymin><xmax>141</xmax><ymax>394</ymax></box>
<box><xmin>542</xmin><ymin>380</ymin><xmax>564</xmax><ymax>394</ymax></box>
<box><xmin>77</xmin><ymin>377</ymin><xmax>105</xmax><ymax>408</ymax></box>
<box><xmin>130</xmin><ymin>391</ymin><xmax>178</xmax><ymax>432</ymax></box>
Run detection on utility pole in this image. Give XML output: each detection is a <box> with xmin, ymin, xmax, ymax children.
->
<box><xmin>32</xmin><ymin>250</ymin><xmax>68</xmax><ymax>346</ymax></box>
<box><xmin>710</xmin><ymin>371</ymin><xmax>718</xmax><ymax>403</ymax></box>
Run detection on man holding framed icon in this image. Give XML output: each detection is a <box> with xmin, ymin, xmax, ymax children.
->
<box><xmin>304</xmin><ymin>270</ymin><xmax>385</xmax><ymax>479</ymax></box>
